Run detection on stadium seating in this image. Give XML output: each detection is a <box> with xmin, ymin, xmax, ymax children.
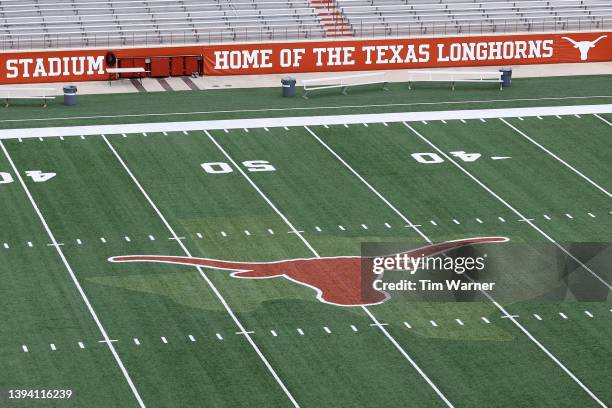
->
<box><xmin>1</xmin><ymin>0</ymin><xmax>610</xmax><ymax>50</ymax></box>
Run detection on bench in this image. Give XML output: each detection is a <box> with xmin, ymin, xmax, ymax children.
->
<box><xmin>302</xmin><ymin>72</ymin><xmax>388</xmax><ymax>98</ymax></box>
<box><xmin>407</xmin><ymin>70</ymin><xmax>504</xmax><ymax>91</ymax></box>
<box><xmin>1</xmin><ymin>88</ymin><xmax>56</xmax><ymax>107</ymax></box>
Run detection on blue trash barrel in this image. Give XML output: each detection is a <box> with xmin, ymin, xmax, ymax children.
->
<box><xmin>281</xmin><ymin>76</ymin><xmax>296</xmax><ymax>97</ymax></box>
<box><xmin>499</xmin><ymin>68</ymin><xmax>512</xmax><ymax>88</ymax></box>
<box><xmin>63</xmin><ymin>85</ymin><xmax>78</xmax><ymax>105</ymax></box>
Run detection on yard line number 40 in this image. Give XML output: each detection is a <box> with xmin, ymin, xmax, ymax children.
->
<box><xmin>412</xmin><ymin>151</ymin><xmax>481</xmax><ymax>164</ymax></box>
<box><xmin>0</xmin><ymin>170</ymin><xmax>56</xmax><ymax>184</ymax></box>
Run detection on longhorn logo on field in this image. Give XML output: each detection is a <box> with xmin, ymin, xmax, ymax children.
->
<box><xmin>562</xmin><ymin>35</ymin><xmax>607</xmax><ymax>61</ymax></box>
<box><xmin>109</xmin><ymin>237</ymin><xmax>507</xmax><ymax>306</ymax></box>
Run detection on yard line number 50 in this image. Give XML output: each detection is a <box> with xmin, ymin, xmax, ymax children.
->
<box><xmin>201</xmin><ymin>160</ymin><xmax>276</xmax><ymax>174</ymax></box>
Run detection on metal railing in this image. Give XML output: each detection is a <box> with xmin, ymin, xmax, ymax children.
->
<box><xmin>0</xmin><ymin>16</ymin><xmax>609</xmax><ymax>50</ymax></box>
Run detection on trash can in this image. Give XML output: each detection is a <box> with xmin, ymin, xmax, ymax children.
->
<box><xmin>499</xmin><ymin>68</ymin><xmax>512</xmax><ymax>88</ymax></box>
<box><xmin>281</xmin><ymin>76</ymin><xmax>296</xmax><ymax>97</ymax></box>
<box><xmin>63</xmin><ymin>85</ymin><xmax>77</xmax><ymax>105</ymax></box>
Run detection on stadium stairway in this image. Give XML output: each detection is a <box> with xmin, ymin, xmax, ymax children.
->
<box><xmin>310</xmin><ymin>0</ymin><xmax>354</xmax><ymax>37</ymax></box>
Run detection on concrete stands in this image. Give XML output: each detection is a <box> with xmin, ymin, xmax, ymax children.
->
<box><xmin>1</xmin><ymin>0</ymin><xmax>610</xmax><ymax>50</ymax></box>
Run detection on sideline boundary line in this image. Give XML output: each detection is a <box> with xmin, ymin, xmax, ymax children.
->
<box><xmin>203</xmin><ymin>129</ymin><xmax>454</xmax><ymax>408</ymax></box>
<box><xmin>500</xmin><ymin>118</ymin><xmax>612</xmax><ymax>198</ymax></box>
<box><xmin>2</xmin><ymin>104</ymin><xmax>612</xmax><ymax>140</ymax></box>
<box><xmin>101</xmin><ymin>135</ymin><xmax>300</xmax><ymax>408</ymax></box>
<box><xmin>305</xmin><ymin>125</ymin><xmax>608</xmax><ymax>408</ymax></box>
<box><xmin>0</xmin><ymin>141</ymin><xmax>146</xmax><ymax>408</ymax></box>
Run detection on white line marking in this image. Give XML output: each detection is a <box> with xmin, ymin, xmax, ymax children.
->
<box><xmin>124</xmin><ymin>236</ymin><xmax>131</xmax><ymax>242</ymax></box>
<box><xmin>384</xmin><ymin>222</ymin><xmax>392</xmax><ymax>228</ymax></box>
<box><xmin>3</xmin><ymin>243</ymin><xmax>8</xmax><ymax>249</ymax></box>
<box><xmin>297</xmin><ymin>328</ymin><xmax>304</xmax><ymax>335</ymax></box>
<box><xmin>476</xmin><ymin>218</ymin><xmax>483</xmax><ymax>224</ymax></box>
<box><xmin>213</xmin><ymin>126</ymin><xmax>454</xmax><ymax>408</ymax></box>
<box><xmin>76</xmin><ymin>239</ymin><xmax>82</xmax><ymax>245</ymax></box>
<box><xmin>565</xmin><ymin>213</ymin><xmax>574</xmax><ymax>219</ymax></box>
<box><xmin>544</xmin><ymin>214</ymin><xmax>551</xmax><ymax>220</ymax></box>
<box><xmin>196</xmin><ymin>232</ymin><xmax>203</xmax><ymax>239</ymax></box>
<box><xmin>501</xmin><ymin>314</ymin><xmax>519</xmax><ymax>319</ymax></box>
<box><xmin>361</xmin><ymin>224</ymin><xmax>368</xmax><ymax>230</ymax></box>
<box><xmin>220</xmin><ymin>231</ymin><xmax>227</xmax><ymax>237</ymax></box>
<box><xmin>594</xmin><ymin>113</ymin><xmax>612</xmax><ymax>126</ymax></box>
<box><xmin>498</xmin><ymin>217</ymin><xmax>506</xmax><ymax>222</ymax></box>
<box><xmin>537</xmin><ymin>116</ymin><xmax>543</xmax><ymax>120</ymax></box>
<box><xmin>161</xmin><ymin>337</ymin><xmax>168</xmax><ymax>344</ymax></box>
<box><xmin>338</xmin><ymin>225</ymin><xmax>345</xmax><ymax>231</ymax></box>
<box><xmin>422</xmin><ymin>121</ymin><xmax>428</xmax><ymax>125</ymax></box>
<box><xmin>104</xmin><ymin>134</ymin><xmax>298</xmax><ymax>408</ymax></box>
<box><xmin>183</xmin><ymin>131</ymin><xmax>189</xmax><ymax>135</ymax></box>
<box><xmin>534</xmin><ymin>314</ymin><xmax>542</xmax><ymax>321</ymax></box>
<box><xmin>575</xmin><ymin>114</ymin><xmax>581</xmax><ymax>118</ymax></box>
<box><xmin>481</xmin><ymin>317</ymin><xmax>490</xmax><ymax>324</ymax></box>
<box><xmin>430</xmin><ymin>320</ymin><xmax>438</xmax><ymax>327</ymax></box>
<box><xmin>323</xmin><ymin>125</ymin><xmax>329</xmax><ymax>129</ymax></box>
<box><xmin>405</xmin><ymin>123</ymin><xmax>611</xmax><ymax>291</ymax></box>
<box><xmin>264</xmin><ymin>127</ymin><xmax>269</xmax><ymax>132</ymax></box>
<box><xmin>22</xmin><ymin>345</ymin><xmax>28</xmax><ymax>352</ymax></box>
<box><xmin>244</xmin><ymin>230</ymin><xmax>251</xmax><ymax>236</ymax></box>
<box><xmin>244</xmin><ymin>128</ymin><xmax>249</xmax><ymax>133</ymax></box>
<box><xmin>455</xmin><ymin>319</ymin><xmax>464</xmax><ymax>326</ymax></box>
<box><xmin>559</xmin><ymin>312</ymin><xmax>568</xmax><ymax>320</ymax></box>
<box><xmin>323</xmin><ymin>327</ymin><xmax>331</xmax><ymax>334</ymax></box>
<box><xmin>133</xmin><ymin>338</ymin><xmax>140</xmax><ymax>346</ymax></box>
<box><xmin>270</xmin><ymin>330</ymin><xmax>278</xmax><ymax>337</ymax></box>
<box><xmin>0</xmin><ymin>141</ymin><xmax>145</xmax><ymax>408</ymax></box>
<box><xmin>350</xmin><ymin>325</ymin><xmax>358</xmax><ymax>332</ymax></box>
<box><xmin>585</xmin><ymin>311</ymin><xmax>594</xmax><ymax>318</ymax></box>
<box><xmin>148</xmin><ymin>235</ymin><xmax>155</xmax><ymax>241</ymax></box>
<box><xmin>588</xmin><ymin>212</ymin><xmax>596</xmax><ymax>218</ymax></box>
<box><xmin>142</xmin><ymin>133</ymin><xmax>147</xmax><ymax>137</ymax></box>
<box><xmin>100</xmin><ymin>237</ymin><xmax>107</xmax><ymax>243</ymax></box>
<box><xmin>452</xmin><ymin>219</ymin><xmax>460</xmax><ymax>225</ymax></box>
<box><xmin>403</xmin><ymin>321</ymin><xmax>412</xmax><ymax>329</ymax></box>
<box><xmin>480</xmin><ymin>118</ymin><xmax>486</xmax><ymax>122</ymax></box>
<box><xmin>162</xmin><ymin>132</ymin><xmax>168</xmax><ymax>136</ymax></box>
<box><xmin>556</xmin><ymin>115</ymin><xmax>563</xmax><ymax>119</ymax></box>
<box><xmin>430</xmin><ymin>220</ymin><xmax>437</xmax><ymax>226</ymax></box>
<box><xmin>382</xmin><ymin>122</ymin><xmax>388</xmax><ymax>126</ymax></box>
<box><xmin>363</xmin><ymin>123</ymin><xmax>369</xmax><ymax>127</ymax></box>
<box><xmin>441</xmin><ymin>119</ymin><xmax>447</xmax><ymax>124</ymax></box>
<box><xmin>50</xmin><ymin>344</ymin><xmax>56</xmax><ymax>351</ymax></box>
<box><xmin>401</xmin><ymin>123</ymin><xmax>608</xmax><ymax>406</ymax></box>
<box><xmin>188</xmin><ymin>335</ymin><xmax>196</xmax><ymax>342</ymax></box>
<box><xmin>78</xmin><ymin>341</ymin><xmax>85</xmax><ymax>349</ymax></box>
<box><xmin>501</xmin><ymin>118</ymin><xmax>612</xmax><ymax>199</ymax></box>
<box><xmin>460</xmin><ymin>119</ymin><xmax>466</xmax><ymax>123</ymax></box>
<box><xmin>267</xmin><ymin>229</ymin><xmax>275</xmax><ymax>235</ymax></box>
<box><xmin>315</xmin><ymin>226</ymin><xmax>322</xmax><ymax>232</ymax></box>
<box><xmin>517</xmin><ymin>117</ymin><xmax>524</xmax><ymax>121</ymax></box>
<box><xmin>216</xmin><ymin>333</ymin><xmax>224</xmax><ymax>340</ymax></box>
<box><xmin>27</xmin><ymin>241</ymin><xmax>33</xmax><ymax>247</ymax></box>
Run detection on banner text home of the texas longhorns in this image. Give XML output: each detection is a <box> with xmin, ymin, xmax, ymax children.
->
<box><xmin>0</xmin><ymin>32</ymin><xmax>609</xmax><ymax>83</ymax></box>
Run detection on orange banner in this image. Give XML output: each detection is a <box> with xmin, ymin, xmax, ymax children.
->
<box><xmin>0</xmin><ymin>32</ymin><xmax>609</xmax><ymax>83</ymax></box>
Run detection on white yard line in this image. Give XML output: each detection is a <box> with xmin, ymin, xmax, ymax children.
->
<box><xmin>403</xmin><ymin>122</ymin><xmax>611</xmax><ymax>291</ymax></box>
<box><xmin>305</xmin><ymin>125</ymin><xmax>607</xmax><ymax>408</ymax></box>
<box><xmin>500</xmin><ymin>118</ymin><xmax>611</xmax><ymax>198</ymax></box>
<box><xmin>102</xmin><ymin>135</ymin><xmax>299</xmax><ymax>408</ymax></box>
<box><xmin>204</xmin><ymin>129</ymin><xmax>453</xmax><ymax>408</ymax></box>
<box><xmin>0</xmin><ymin>141</ymin><xmax>145</xmax><ymax>408</ymax></box>
<box><xmin>4</xmin><ymin>104</ymin><xmax>612</xmax><ymax>140</ymax></box>
<box><xmin>594</xmin><ymin>114</ymin><xmax>612</xmax><ymax>127</ymax></box>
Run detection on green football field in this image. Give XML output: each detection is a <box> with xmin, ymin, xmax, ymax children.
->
<box><xmin>0</xmin><ymin>75</ymin><xmax>610</xmax><ymax>407</ymax></box>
